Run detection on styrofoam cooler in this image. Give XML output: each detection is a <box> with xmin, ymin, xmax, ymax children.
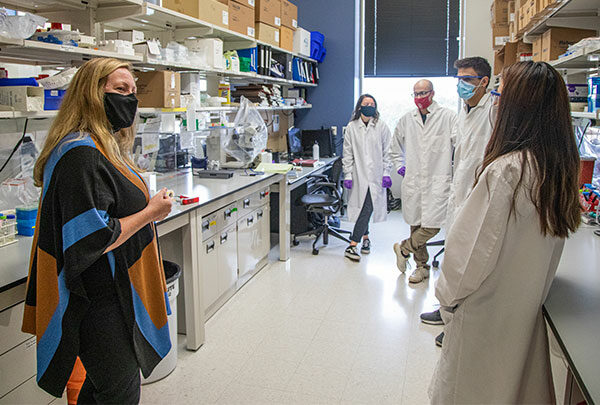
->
<box><xmin>142</xmin><ymin>261</ymin><xmax>181</xmax><ymax>384</ymax></box>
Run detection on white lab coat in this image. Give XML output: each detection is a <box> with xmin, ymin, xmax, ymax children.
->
<box><xmin>342</xmin><ymin>118</ymin><xmax>392</xmax><ymax>223</ymax></box>
<box><xmin>390</xmin><ymin>101</ymin><xmax>457</xmax><ymax>228</ymax></box>
<box><xmin>446</xmin><ymin>92</ymin><xmax>495</xmax><ymax>229</ymax></box>
<box><xmin>429</xmin><ymin>152</ymin><xmax>563</xmax><ymax>404</ymax></box>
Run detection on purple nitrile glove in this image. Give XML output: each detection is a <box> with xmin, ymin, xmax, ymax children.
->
<box><xmin>343</xmin><ymin>180</ymin><xmax>353</xmax><ymax>189</ymax></box>
<box><xmin>382</xmin><ymin>176</ymin><xmax>392</xmax><ymax>188</ymax></box>
<box><xmin>398</xmin><ymin>166</ymin><xmax>406</xmax><ymax>177</ymax></box>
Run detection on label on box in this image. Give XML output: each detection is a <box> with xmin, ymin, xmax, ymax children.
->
<box><xmin>292</xmin><ymin>19</ymin><xmax>297</xmax><ymax>28</ymax></box>
<box><xmin>275</xmin><ymin>31</ymin><xmax>280</xmax><ymax>42</ymax></box>
<box><xmin>495</xmin><ymin>36</ymin><xmax>510</xmax><ymax>46</ymax></box>
<box><xmin>248</xmin><ymin>27</ymin><xmax>255</xmax><ymax>37</ymax></box>
<box><xmin>510</xmin><ymin>13</ymin><xmax>515</xmax><ymax>22</ymax></box>
<box><xmin>223</xmin><ymin>11</ymin><xmax>229</xmax><ymax>25</ymax></box>
<box><xmin>50</xmin><ymin>90</ymin><xmax>59</xmax><ymax>96</ymax></box>
<box><xmin>148</xmin><ymin>41</ymin><xmax>161</xmax><ymax>55</ymax></box>
<box><xmin>275</xmin><ymin>17</ymin><xmax>281</xmax><ymax>26</ymax></box>
<box><xmin>248</xmin><ymin>0</ymin><xmax>255</xmax><ymax>5</ymax></box>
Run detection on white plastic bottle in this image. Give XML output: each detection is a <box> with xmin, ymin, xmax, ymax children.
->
<box><xmin>312</xmin><ymin>141</ymin><xmax>320</xmax><ymax>161</ymax></box>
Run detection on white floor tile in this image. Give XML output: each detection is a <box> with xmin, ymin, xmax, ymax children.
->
<box><xmin>141</xmin><ymin>211</ymin><xmax>441</xmax><ymax>403</ymax></box>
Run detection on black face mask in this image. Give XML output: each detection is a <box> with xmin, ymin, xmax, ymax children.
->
<box><xmin>104</xmin><ymin>92</ymin><xmax>138</xmax><ymax>132</ymax></box>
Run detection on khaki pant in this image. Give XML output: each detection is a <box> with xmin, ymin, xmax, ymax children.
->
<box><xmin>400</xmin><ymin>225</ymin><xmax>440</xmax><ymax>269</ymax></box>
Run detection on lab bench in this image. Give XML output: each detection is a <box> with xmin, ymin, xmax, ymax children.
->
<box><xmin>0</xmin><ymin>161</ymin><xmax>340</xmax><ymax>403</ymax></box>
<box><xmin>543</xmin><ymin>225</ymin><xmax>600</xmax><ymax>404</ymax></box>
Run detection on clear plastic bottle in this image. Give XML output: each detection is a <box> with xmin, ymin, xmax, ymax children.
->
<box><xmin>312</xmin><ymin>141</ymin><xmax>320</xmax><ymax>161</ymax></box>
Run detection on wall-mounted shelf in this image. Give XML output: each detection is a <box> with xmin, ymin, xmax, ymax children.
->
<box><xmin>0</xmin><ymin>105</ymin><xmax>312</xmax><ymax>119</ymax></box>
<box><xmin>0</xmin><ymin>37</ymin><xmax>143</xmax><ymax>65</ymax></box>
<box><xmin>572</xmin><ymin>111</ymin><xmax>598</xmax><ymax>119</ymax></box>
<box><xmin>550</xmin><ymin>43</ymin><xmax>600</xmax><ymax>69</ymax></box>
<box><xmin>523</xmin><ymin>0</ymin><xmax>600</xmax><ymax>41</ymax></box>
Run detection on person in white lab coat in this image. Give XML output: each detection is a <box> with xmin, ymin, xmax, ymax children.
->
<box><xmin>342</xmin><ymin>94</ymin><xmax>393</xmax><ymax>261</ymax></box>
<box><xmin>391</xmin><ymin>80</ymin><xmax>457</xmax><ymax>283</ymax></box>
<box><xmin>429</xmin><ymin>61</ymin><xmax>582</xmax><ymax>404</ymax></box>
<box><xmin>420</xmin><ymin>57</ymin><xmax>495</xmax><ymax>343</ymax></box>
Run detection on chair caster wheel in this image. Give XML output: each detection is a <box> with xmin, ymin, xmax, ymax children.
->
<box><xmin>432</xmin><ymin>261</ymin><xmax>439</xmax><ymax>268</ymax></box>
<box><xmin>312</xmin><ymin>248</ymin><xmax>319</xmax><ymax>255</ymax></box>
<box><xmin>293</xmin><ymin>239</ymin><xmax>300</xmax><ymax>246</ymax></box>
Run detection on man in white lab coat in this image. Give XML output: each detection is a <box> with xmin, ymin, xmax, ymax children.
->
<box><xmin>391</xmin><ymin>80</ymin><xmax>457</xmax><ymax>283</ymax></box>
<box><xmin>420</xmin><ymin>57</ymin><xmax>496</xmax><ymax>346</ymax></box>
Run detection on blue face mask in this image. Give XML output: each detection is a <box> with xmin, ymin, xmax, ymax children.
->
<box><xmin>457</xmin><ymin>80</ymin><xmax>478</xmax><ymax>100</ymax></box>
<box><xmin>360</xmin><ymin>105</ymin><xmax>376</xmax><ymax>117</ymax></box>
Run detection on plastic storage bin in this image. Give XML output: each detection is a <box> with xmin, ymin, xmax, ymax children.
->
<box><xmin>44</xmin><ymin>89</ymin><xmax>66</xmax><ymax>110</ymax></box>
<box><xmin>141</xmin><ymin>260</ymin><xmax>182</xmax><ymax>384</ymax></box>
<box><xmin>310</xmin><ymin>31</ymin><xmax>326</xmax><ymax>63</ymax></box>
<box><xmin>16</xmin><ymin>206</ymin><xmax>37</xmax><ymax>236</ymax></box>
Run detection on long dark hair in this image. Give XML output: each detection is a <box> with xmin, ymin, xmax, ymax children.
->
<box><xmin>476</xmin><ymin>61</ymin><xmax>581</xmax><ymax>238</ymax></box>
<box><xmin>351</xmin><ymin>94</ymin><xmax>379</xmax><ymax>122</ymax></box>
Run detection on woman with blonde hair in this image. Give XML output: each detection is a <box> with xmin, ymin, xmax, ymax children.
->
<box><xmin>22</xmin><ymin>58</ymin><xmax>172</xmax><ymax>403</ymax></box>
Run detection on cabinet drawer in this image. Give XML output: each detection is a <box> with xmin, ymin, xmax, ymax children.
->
<box><xmin>0</xmin><ymin>337</ymin><xmax>36</xmax><ymax>398</ymax></box>
<box><xmin>200</xmin><ymin>211</ymin><xmax>219</xmax><ymax>241</ymax></box>
<box><xmin>217</xmin><ymin>203</ymin><xmax>238</xmax><ymax>231</ymax></box>
<box><xmin>0</xmin><ymin>302</ymin><xmax>29</xmax><ymax>356</ymax></box>
<box><xmin>238</xmin><ymin>187</ymin><xmax>270</xmax><ymax>217</ymax></box>
<box><xmin>201</xmin><ymin>236</ymin><xmax>219</xmax><ymax>310</ymax></box>
<box><xmin>217</xmin><ymin>225</ymin><xmax>238</xmax><ymax>295</ymax></box>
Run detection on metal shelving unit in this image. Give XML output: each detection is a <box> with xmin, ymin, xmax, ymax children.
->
<box><xmin>523</xmin><ymin>0</ymin><xmax>600</xmax><ymax>41</ymax></box>
<box><xmin>550</xmin><ymin>43</ymin><xmax>600</xmax><ymax>69</ymax></box>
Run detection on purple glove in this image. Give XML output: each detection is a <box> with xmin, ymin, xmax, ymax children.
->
<box><xmin>398</xmin><ymin>166</ymin><xmax>406</xmax><ymax>177</ymax></box>
<box><xmin>382</xmin><ymin>176</ymin><xmax>392</xmax><ymax>188</ymax></box>
<box><xmin>343</xmin><ymin>180</ymin><xmax>353</xmax><ymax>189</ymax></box>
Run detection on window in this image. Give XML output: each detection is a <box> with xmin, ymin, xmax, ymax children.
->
<box><xmin>364</xmin><ymin>0</ymin><xmax>461</xmax><ymax>77</ymax></box>
<box><xmin>362</xmin><ymin>76</ymin><xmax>459</xmax><ymax>132</ymax></box>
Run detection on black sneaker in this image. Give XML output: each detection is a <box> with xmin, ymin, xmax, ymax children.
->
<box><xmin>344</xmin><ymin>245</ymin><xmax>361</xmax><ymax>261</ymax></box>
<box><xmin>435</xmin><ymin>332</ymin><xmax>444</xmax><ymax>347</ymax></box>
<box><xmin>420</xmin><ymin>309</ymin><xmax>444</xmax><ymax>325</ymax></box>
<box><xmin>361</xmin><ymin>238</ymin><xmax>371</xmax><ymax>254</ymax></box>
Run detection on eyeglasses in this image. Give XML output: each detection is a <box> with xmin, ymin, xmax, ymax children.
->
<box><xmin>412</xmin><ymin>90</ymin><xmax>432</xmax><ymax>98</ymax></box>
<box><xmin>456</xmin><ymin>75</ymin><xmax>484</xmax><ymax>84</ymax></box>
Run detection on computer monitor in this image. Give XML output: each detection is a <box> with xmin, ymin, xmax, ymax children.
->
<box><xmin>301</xmin><ymin>129</ymin><xmax>334</xmax><ymax>158</ymax></box>
<box><xmin>287</xmin><ymin>127</ymin><xmax>302</xmax><ymax>157</ymax></box>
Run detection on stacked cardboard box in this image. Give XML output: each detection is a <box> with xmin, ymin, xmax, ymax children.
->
<box><xmin>229</xmin><ymin>1</ymin><xmax>255</xmax><ymax>37</ymax></box>
<box><xmin>163</xmin><ymin>0</ymin><xmax>229</xmax><ymax>29</ymax></box>
<box><xmin>541</xmin><ymin>27</ymin><xmax>597</xmax><ymax>62</ymax></box>
<box><xmin>491</xmin><ymin>0</ymin><xmax>510</xmax><ymax>49</ymax></box>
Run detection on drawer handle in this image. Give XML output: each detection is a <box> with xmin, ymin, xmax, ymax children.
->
<box><xmin>202</xmin><ymin>220</ymin><xmax>210</xmax><ymax>231</ymax></box>
<box><xmin>247</xmin><ymin>217</ymin><xmax>254</xmax><ymax>225</ymax></box>
<box><xmin>260</xmin><ymin>191</ymin><xmax>266</xmax><ymax>198</ymax></box>
<box><xmin>206</xmin><ymin>241</ymin><xmax>215</xmax><ymax>253</ymax></box>
<box><xmin>257</xmin><ymin>210</ymin><xmax>263</xmax><ymax>219</ymax></box>
<box><xmin>243</xmin><ymin>199</ymin><xmax>250</xmax><ymax>208</ymax></box>
<box><xmin>220</xmin><ymin>232</ymin><xmax>228</xmax><ymax>244</ymax></box>
<box><xmin>224</xmin><ymin>209</ymin><xmax>232</xmax><ymax>218</ymax></box>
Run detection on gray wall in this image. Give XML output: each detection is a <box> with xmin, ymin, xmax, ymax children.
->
<box><xmin>294</xmin><ymin>0</ymin><xmax>360</xmax><ymax>152</ymax></box>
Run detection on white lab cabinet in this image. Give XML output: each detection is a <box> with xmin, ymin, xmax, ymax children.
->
<box><xmin>217</xmin><ymin>225</ymin><xmax>238</xmax><ymax>295</ymax></box>
<box><xmin>237</xmin><ymin>204</ymin><xmax>270</xmax><ymax>282</ymax></box>
<box><xmin>201</xmin><ymin>236</ymin><xmax>219</xmax><ymax>311</ymax></box>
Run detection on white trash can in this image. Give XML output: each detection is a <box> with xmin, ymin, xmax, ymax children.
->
<box><xmin>142</xmin><ymin>260</ymin><xmax>181</xmax><ymax>384</ymax></box>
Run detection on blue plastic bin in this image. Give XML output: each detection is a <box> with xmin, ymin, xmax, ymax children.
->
<box><xmin>16</xmin><ymin>206</ymin><xmax>38</xmax><ymax>220</ymax></box>
<box><xmin>44</xmin><ymin>89</ymin><xmax>66</xmax><ymax>110</ymax></box>
<box><xmin>236</xmin><ymin>48</ymin><xmax>258</xmax><ymax>73</ymax></box>
<box><xmin>310</xmin><ymin>31</ymin><xmax>326</xmax><ymax>63</ymax></box>
<box><xmin>0</xmin><ymin>78</ymin><xmax>39</xmax><ymax>87</ymax></box>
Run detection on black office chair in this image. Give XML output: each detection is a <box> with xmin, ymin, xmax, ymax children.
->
<box><xmin>426</xmin><ymin>240</ymin><xmax>445</xmax><ymax>268</ymax></box>
<box><xmin>293</xmin><ymin>159</ymin><xmax>352</xmax><ymax>255</ymax></box>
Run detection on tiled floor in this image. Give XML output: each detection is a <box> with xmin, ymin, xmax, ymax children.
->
<box><xmin>141</xmin><ymin>211</ymin><xmax>445</xmax><ymax>404</ymax></box>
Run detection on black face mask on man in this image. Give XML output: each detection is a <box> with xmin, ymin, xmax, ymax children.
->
<box><xmin>104</xmin><ymin>92</ymin><xmax>138</xmax><ymax>132</ymax></box>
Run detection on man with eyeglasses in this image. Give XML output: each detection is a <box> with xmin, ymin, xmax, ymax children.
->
<box><xmin>391</xmin><ymin>79</ymin><xmax>457</xmax><ymax>284</ymax></box>
<box><xmin>420</xmin><ymin>57</ymin><xmax>495</xmax><ymax>348</ymax></box>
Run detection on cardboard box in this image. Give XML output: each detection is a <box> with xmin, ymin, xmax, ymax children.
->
<box><xmin>293</xmin><ymin>26</ymin><xmax>310</xmax><ymax>56</ymax></box>
<box><xmin>0</xmin><ymin>86</ymin><xmax>44</xmax><ymax>111</ymax></box>
<box><xmin>494</xmin><ymin>50</ymin><xmax>503</xmax><ymax>75</ymax></box>
<box><xmin>233</xmin><ymin>0</ymin><xmax>254</xmax><ymax>8</ymax></box>
<box><xmin>255</xmin><ymin>22</ymin><xmax>279</xmax><ymax>47</ymax></box>
<box><xmin>508</xmin><ymin>1</ymin><xmax>515</xmax><ymax>22</ymax></box>
<box><xmin>163</xmin><ymin>0</ymin><xmax>229</xmax><ymax>29</ymax></box>
<box><xmin>255</xmin><ymin>0</ymin><xmax>281</xmax><ymax>28</ymax></box>
<box><xmin>509</xmin><ymin>21</ymin><xmax>517</xmax><ymax>41</ymax></box>
<box><xmin>281</xmin><ymin>0</ymin><xmax>297</xmax><ymax>30</ymax></box>
<box><xmin>532</xmin><ymin>36</ymin><xmax>543</xmax><ymax>61</ymax></box>
<box><xmin>184</xmin><ymin>38</ymin><xmax>224</xmax><ymax>68</ymax></box>
<box><xmin>229</xmin><ymin>1</ymin><xmax>255</xmax><ymax>37</ymax></box>
<box><xmin>491</xmin><ymin>0</ymin><xmax>509</xmax><ymax>25</ymax></box>
<box><xmin>492</xmin><ymin>24</ymin><xmax>510</xmax><ymax>49</ymax></box>
<box><xmin>134</xmin><ymin>40</ymin><xmax>162</xmax><ymax>63</ymax></box>
<box><xmin>135</xmin><ymin>71</ymin><xmax>181</xmax><ymax>108</ymax></box>
<box><xmin>541</xmin><ymin>27</ymin><xmax>597</xmax><ymax>62</ymax></box>
<box><xmin>105</xmin><ymin>30</ymin><xmax>145</xmax><ymax>43</ymax></box>
<box><xmin>279</xmin><ymin>26</ymin><xmax>293</xmax><ymax>51</ymax></box>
